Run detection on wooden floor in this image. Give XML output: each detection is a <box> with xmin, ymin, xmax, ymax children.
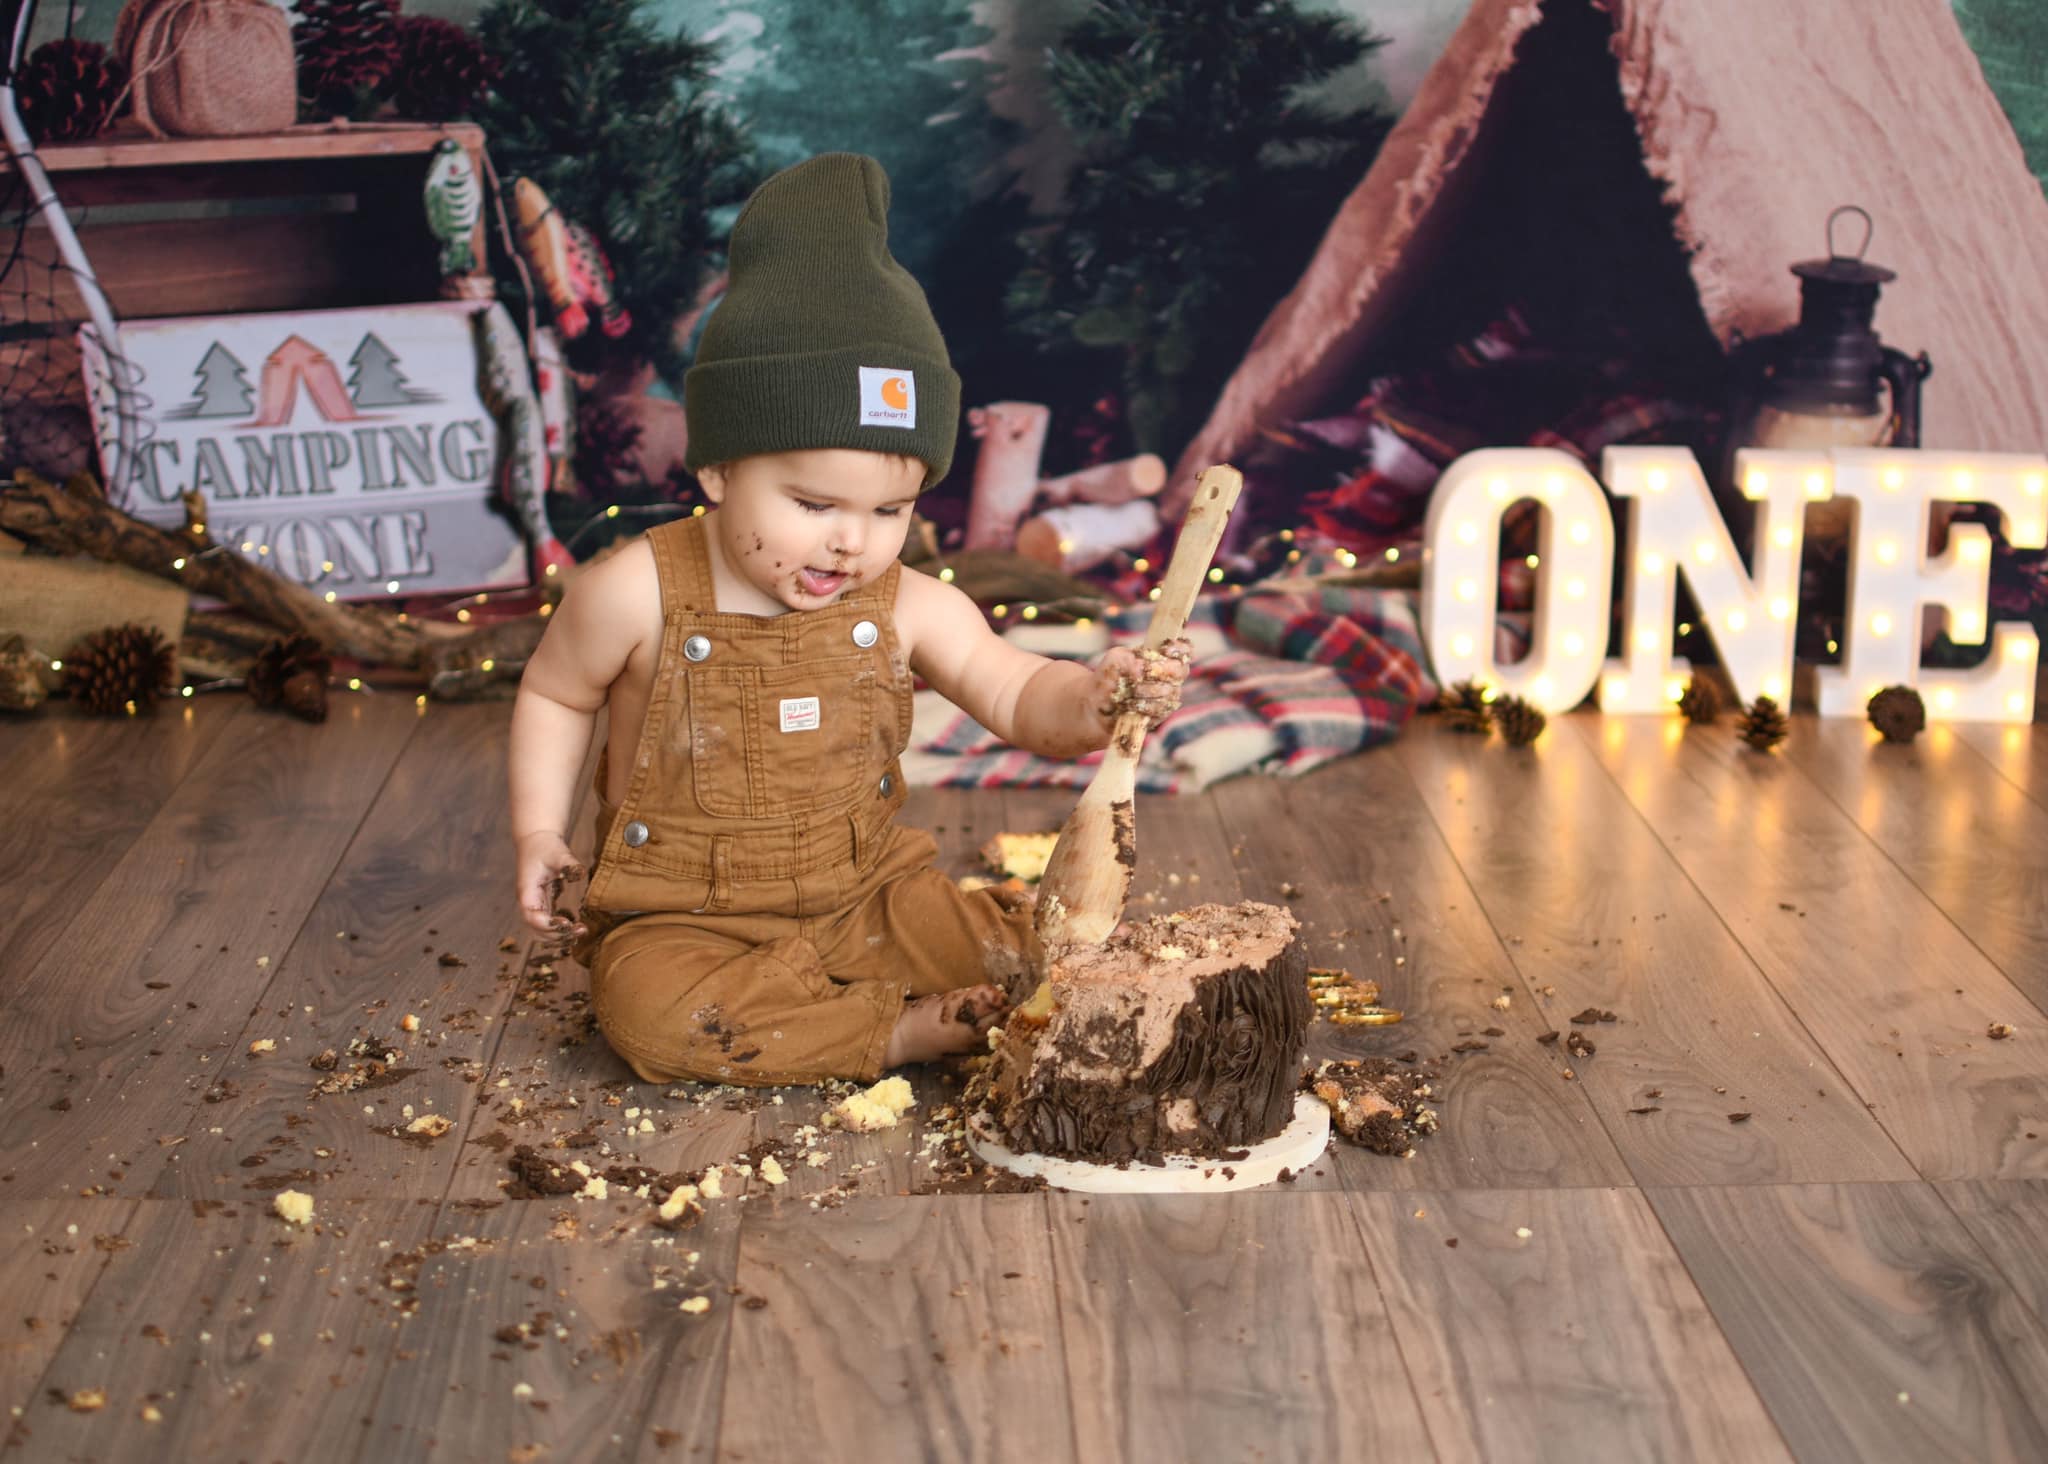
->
<box><xmin>4</xmin><ymin>696</ymin><xmax>2048</xmax><ymax>1463</ymax></box>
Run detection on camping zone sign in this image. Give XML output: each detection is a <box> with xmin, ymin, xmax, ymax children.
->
<box><xmin>84</xmin><ymin>302</ymin><xmax>528</xmax><ymax>598</ymax></box>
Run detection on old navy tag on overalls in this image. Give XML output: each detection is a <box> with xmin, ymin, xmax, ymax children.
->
<box><xmin>779</xmin><ymin>696</ymin><xmax>821</xmax><ymax>733</ymax></box>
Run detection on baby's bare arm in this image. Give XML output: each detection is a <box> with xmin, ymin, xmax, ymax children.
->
<box><xmin>898</xmin><ymin>569</ymin><xmax>1134</xmax><ymax>760</ymax></box>
<box><xmin>508</xmin><ymin>546</ymin><xmax>651</xmax><ymax>926</ymax></box>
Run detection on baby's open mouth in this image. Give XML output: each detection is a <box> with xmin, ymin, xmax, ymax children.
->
<box><xmin>798</xmin><ymin>566</ymin><xmax>848</xmax><ymax>597</ymax></box>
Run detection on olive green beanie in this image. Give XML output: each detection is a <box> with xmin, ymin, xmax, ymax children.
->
<box><xmin>684</xmin><ymin>153</ymin><xmax>960</xmax><ymax>490</ymax></box>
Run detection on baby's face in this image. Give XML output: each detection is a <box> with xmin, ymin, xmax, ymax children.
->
<box><xmin>697</xmin><ymin>448</ymin><xmax>921</xmax><ymax>614</ymax></box>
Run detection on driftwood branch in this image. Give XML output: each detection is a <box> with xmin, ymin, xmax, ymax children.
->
<box><xmin>2</xmin><ymin>471</ymin><xmax>549</xmax><ymax>685</ymax></box>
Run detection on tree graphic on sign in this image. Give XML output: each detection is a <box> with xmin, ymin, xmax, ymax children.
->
<box><xmin>349</xmin><ymin>333</ymin><xmax>437</xmax><ymax>408</ymax></box>
<box><xmin>170</xmin><ymin>342</ymin><xmax>254</xmax><ymax>419</ymax></box>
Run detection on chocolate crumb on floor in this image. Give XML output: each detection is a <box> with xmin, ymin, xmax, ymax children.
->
<box><xmin>1306</xmin><ymin>1059</ymin><xmax>1440</xmax><ymax>1157</ymax></box>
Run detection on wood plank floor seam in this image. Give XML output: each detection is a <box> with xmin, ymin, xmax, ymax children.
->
<box><xmin>1382</xmin><ymin>739</ymin><xmax>1647</xmax><ymax>1181</ymax></box>
<box><xmin>1333</xmin><ymin>1180</ymin><xmax>1456</xmax><ymax>1464</ymax></box>
<box><xmin>197</xmin><ymin>700</ymin><xmax>430</xmax><ymax>1073</ymax></box>
<box><xmin>1952</xmin><ymin>723</ymin><xmax>2048</xmax><ymax>819</ymax></box>
<box><xmin>1632</xmin><ymin>1180</ymin><xmax>1808</xmax><ymax>1461</ymax></box>
<box><xmin>1929</xmin><ymin>1180</ymin><xmax>2048</xmax><ymax>1341</ymax></box>
<box><xmin>0</xmin><ymin>1198</ymin><xmax>145</xmax><ymax>1453</ymax></box>
<box><xmin>1782</xmin><ymin>722</ymin><xmax>2048</xmax><ymax>1028</ymax></box>
<box><xmin>1561</xmin><ymin>717</ymin><xmax>1927</xmax><ymax>1178</ymax></box>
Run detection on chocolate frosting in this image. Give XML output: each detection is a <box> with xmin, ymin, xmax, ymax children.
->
<box><xmin>983</xmin><ymin>902</ymin><xmax>1311</xmax><ymax>1165</ymax></box>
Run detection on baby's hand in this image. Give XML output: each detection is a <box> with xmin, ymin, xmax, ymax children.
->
<box><xmin>515</xmin><ymin>831</ymin><xmax>587</xmax><ymax>938</ymax></box>
<box><xmin>1090</xmin><ymin>638</ymin><xmax>1192</xmax><ymax>733</ymax></box>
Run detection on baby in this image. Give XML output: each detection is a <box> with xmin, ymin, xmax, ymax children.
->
<box><xmin>508</xmin><ymin>153</ymin><xmax>1187</xmax><ymax>1088</ymax></box>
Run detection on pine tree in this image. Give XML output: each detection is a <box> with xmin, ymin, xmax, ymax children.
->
<box><xmin>1009</xmin><ymin>0</ymin><xmax>1393</xmax><ymax>458</ymax></box>
<box><xmin>348</xmin><ymin>334</ymin><xmax>419</xmax><ymax>407</ymax></box>
<box><xmin>476</xmin><ymin>0</ymin><xmax>757</xmax><ymax>379</ymax></box>
<box><xmin>188</xmin><ymin>342</ymin><xmax>253</xmax><ymax>418</ymax></box>
<box><xmin>661</xmin><ymin>0</ymin><xmax>1024</xmax><ymax>401</ymax></box>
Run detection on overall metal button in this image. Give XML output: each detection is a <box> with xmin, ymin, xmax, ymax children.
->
<box><xmin>683</xmin><ymin>634</ymin><xmax>711</xmax><ymax>662</ymax></box>
<box><xmin>622</xmin><ymin>820</ymin><xmax>650</xmax><ymax>847</ymax></box>
<box><xmin>878</xmin><ymin>773</ymin><xmax>894</xmax><ymax>797</ymax></box>
<box><xmin>851</xmin><ymin>619</ymin><xmax>879</xmax><ymax>648</ymax></box>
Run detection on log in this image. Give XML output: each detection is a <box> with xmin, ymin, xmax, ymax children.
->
<box><xmin>1037</xmin><ymin>453</ymin><xmax>1166</xmax><ymax>507</ymax></box>
<box><xmin>963</xmin><ymin>401</ymin><xmax>1050</xmax><ymax>551</ymax></box>
<box><xmin>1015</xmin><ymin>499</ymin><xmax>1161</xmax><ymax>575</ymax></box>
<box><xmin>0</xmin><ymin>470</ymin><xmax>541</xmax><ymax>678</ymax></box>
<box><xmin>423</xmin><ymin>615</ymin><xmax>547</xmax><ymax>700</ymax></box>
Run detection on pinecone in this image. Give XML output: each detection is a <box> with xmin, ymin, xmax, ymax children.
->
<box><xmin>248</xmin><ymin>634</ymin><xmax>334</xmax><ymax>723</ymax></box>
<box><xmin>1438</xmin><ymin>678</ymin><xmax>1493</xmax><ymax>735</ymax></box>
<box><xmin>1737</xmin><ymin>695</ymin><xmax>1790</xmax><ymax>752</ymax></box>
<box><xmin>63</xmin><ymin>624</ymin><xmax>176</xmax><ymax>715</ymax></box>
<box><xmin>389</xmin><ymin>15</ymin><xmax>500</xmax><ymax>120</ymax></box>
<box><xmin>1494</xmin><ymin>693</ymin><xmax>1547</xmax><ymax>747</ymax></box>
<box><xmin>296</xmin><ymin>0</ymin><xmax>402</xmax><ymax>117</ymax></box>
<box><xmin>18</xmin><ymin>39</ymin><xmax>126</xmax><ymax>143</ymax></box>
<box><xmin>1867</xmin><ymin>684</ymin><xmax>1926</xmax><ymax>744</ymax></box>
<box><xmin>1678</xmin><ymin>676</ymin><xmax>1720</xmax><ymax>725</ymax></box>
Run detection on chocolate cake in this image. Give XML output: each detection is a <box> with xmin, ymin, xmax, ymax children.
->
<box><xmin>977</xmin><ymin>900</ymin><xmax>1311</xmax><ymax>1164</ymax></box>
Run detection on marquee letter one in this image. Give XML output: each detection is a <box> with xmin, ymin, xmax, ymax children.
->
<box><xmin>1421</xmin><ymin>448</ymin><xmax>1615</xmax><ymax>716</ymax></box>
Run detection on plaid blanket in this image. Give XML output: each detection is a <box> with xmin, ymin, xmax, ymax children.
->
<box><xmin>905</xmin><ymin>578</ymin><xmax>1439</xmax><ymax>792</ymax></box>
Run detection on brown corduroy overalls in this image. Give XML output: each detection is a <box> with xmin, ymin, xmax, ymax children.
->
<box><xmin>576</xmin><ymin>515</ymin><xmax>1039</xmax><ymax>1086</ymax></box>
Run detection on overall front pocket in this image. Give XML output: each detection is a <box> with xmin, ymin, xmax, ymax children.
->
<box><xmin>687</xmin><ymin>654</ymin><xmax>875</xmax><ymax>817</ymax></box>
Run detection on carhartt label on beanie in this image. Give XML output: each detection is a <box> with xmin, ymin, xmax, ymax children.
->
<box><xmin>684</xmin><ymin>153</ymin><xmax>960</xmax><ymax>488</ymax></box>
<box><xmin>857</xmin><ymin>366</ymin><xmax>916</xmax><ymax>429</ymax></box>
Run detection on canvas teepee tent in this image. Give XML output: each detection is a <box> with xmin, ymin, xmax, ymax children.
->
<box><xmin>1168</xmin><ymin>0</ymin><xmax>2048</xmax><ymax>515</ymax></box>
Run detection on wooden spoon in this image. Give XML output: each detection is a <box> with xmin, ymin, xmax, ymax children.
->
<box><xmin>1032</xmin><ymin>464</ymin><xmax>1243</xmax><ymax>951</ymax></box>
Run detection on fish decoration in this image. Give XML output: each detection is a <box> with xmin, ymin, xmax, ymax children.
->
<box><xmin>513</xmin><ymin>176</ymin><xmax>631</xmax><ymax>342</ymax></box>
<box><xmin>422</xmin><ymin>140</ymin><xmax>482</xmax><ymax>278</ymax></box>
<box><xmin>474</xmin><ymin>302</ymin><xmax>575</xmax><ymax>579</ymax></box>
<box><xmin>561</xmin><ymin>219</ymin><xmax>633</xmax><ymax>340</ymax></box>
<box><xmin>530</xmin><ymin>324</ymin><xmax>576</xmax><ymax>493</ymax></box>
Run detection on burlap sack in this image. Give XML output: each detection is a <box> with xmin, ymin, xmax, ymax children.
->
<box><xmin>115</xmin><ymin>0</ymin><xmax>295</xmax><ymax>138</ymax></box>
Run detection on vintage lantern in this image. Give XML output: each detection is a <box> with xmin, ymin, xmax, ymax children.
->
<box><xmin>1725</xmin><ymin>205</ymin><xmax>1931</xmax><ymax>462</ymax></box>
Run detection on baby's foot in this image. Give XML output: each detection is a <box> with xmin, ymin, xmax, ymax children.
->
<box><xmin>883</xmin><ymin>984</ymin><xmax>1009</xmax><ymax>1067</ymax></box>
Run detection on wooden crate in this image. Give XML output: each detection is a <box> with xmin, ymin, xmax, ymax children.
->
<box><xmin>0</xmin><ymin>121</ymin><xmax>493</xmax><ymax>406</ymax></box>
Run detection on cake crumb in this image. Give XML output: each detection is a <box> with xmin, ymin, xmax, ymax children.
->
<box><xmin>657</xmin><ymin>1185</ymin><xmax>700</xmax><ymax>1223</ymax></box>
<box><xmin>247</xmin><ymin>1038</ymin><xmax>275</xmax><ymax>1054</ymax></box>
<box><xmin>65</xmin><ymin>1389</ymin><xmax>106</xmax><ymax>1413</ymax></box>
<box><xmin>699</xmin><ymin>1167</ymin><xmax>725</xmax><ymax>1199</ymax></box>
<box><xmin>1515</xmin><ymin>1226</ymin><xmax>1533</xmax><ymax>1239</ymax></box>
<box><xmin>1989</xmin><ymin>1022</ymin><xmax>2016</xmax><ymax>1040</ymax></box>
<box><xmin>830</xmin><ymin>1075</ymin><xmax>916</xmax><ymax>1132</ymax></box>
<box><xmin>979</xmin><ymin>831</ymin><xmax>1058</xmax><ymax>883</ymax></box>
<box><xmin>405</xmin><ymin>1113</ymin><xmax>453</xmax><ymax>1139</ymax></box>
<box><xmin>759</xmin><ymin>1156</ymin><xmax>787</xmax><ymax>1186</ymax></box>
<box><xmin>680</xmin><ymin>1296</ymin><xmax>711</xmax><ymax>1315</ymax></box>
<box><xmin>401</xmin><ymin>1013</ymin><xmax>421</xmax><ymax>1033</ymax></box>
<box><xmin>273</xmin><ymin>1190</ymin><xmax>314</xmax><ymax>1227</ymax></box>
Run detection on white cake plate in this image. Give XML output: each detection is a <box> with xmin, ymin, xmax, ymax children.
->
<box><xmin>965</xmin><ymin>1092</ymin><xmax>1331</xmax><ymax>1194</ymax></box>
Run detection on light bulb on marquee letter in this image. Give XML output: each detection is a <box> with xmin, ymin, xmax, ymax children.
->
<box><xmin>1816</xmin><ymin>450</ymin><xmax>2047</xmax><ymax>722</ymax></box>
<box><xmin>1599</xmin><ymin>447</ymin><xmax>1815</xmax><ymax>712</ymax></box>
<box><xmin>1421</xmin><ymin>448</ymin><xmax>1614</xmax><ymax>715</ymax></box>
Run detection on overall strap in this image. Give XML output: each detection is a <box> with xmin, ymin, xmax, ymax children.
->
<box><xmin>649</xmin><ymin>514</ymin><xmax>716</xmax><ymax>616</ymax></box>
